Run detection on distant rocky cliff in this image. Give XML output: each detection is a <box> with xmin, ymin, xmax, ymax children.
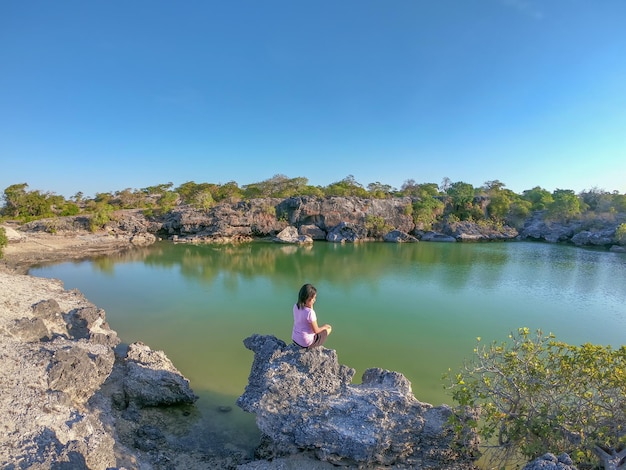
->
<box><xmin>12</xmin><ymin>196</ymin><xmax>626</xmax><ymax>250</ymax></box>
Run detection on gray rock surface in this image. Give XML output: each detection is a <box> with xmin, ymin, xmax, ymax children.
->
<box><xmin>522</xmin><ymin>452</ymin><xmax>577</xmax><ymax>470</ymax></box>
<box><xmin>237</xmin><ymin>334</ymin><xmax>479</xmax><ymax>469</ymax></box>
<box><xmin>0</xmin><ymin>270</ymin><xmax>236</xmax><ymax>470</ymax></box>
<box><xmin>384</xmin><ymin>229</ymin><xmax>418</xmax><ymax>242</ymax></box>
<box><xmin>326</xmin><ymin>221</ymin><xmax>367</xmax><ymax>242</ymax></box>
<box><xmin>274</xmin><ymin>226</ymin><xmax>314</xmax><ymax>244</ymax></box>
<box><xmin>122</xmin><ymin>341</ymin><xmax>198</xmax><ymax>407</ymax></box>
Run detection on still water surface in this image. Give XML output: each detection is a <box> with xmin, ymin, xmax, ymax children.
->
<box><xmin>31</xmin><ymin>241</ymin><xmax>626</xmax><ymax>450</ymax></box>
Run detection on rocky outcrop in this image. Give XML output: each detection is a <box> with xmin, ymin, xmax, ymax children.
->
<box><xmin>519</xmin><ymin>211</ymin><xmax>625</xmax><ymax>247</ymax></box>
<box><xmin>326</xmin><ymin>221</ymin><xmax>367</xmax><ymax>242</ymax></box>
<box><xmin>237</xmin><ymin>334</ymin><xmax>480</xmax><ymax>469</ymax></box>
<box><xmin>0</xmin><ymin>271</ymin><xmax>228</xmax><ymax>470</ymax></box>
<box><xmin>161</xmin><ymin>199</ymin><xmax>288</xmax><ymax>242</ymax></box>
<box><xmin>522</xmin><ymin>453</ymin><xmax>577</xmax><ymax>470</ymax></box>
<box><xmin>441</xmin><ymin>220</ymin><xmax>519</xmax><ymax>241</ymax></box>
<box><xmin>276</xmin><ymin>196</ymin><xmax>415</xmax><ymax>235</ymax></box>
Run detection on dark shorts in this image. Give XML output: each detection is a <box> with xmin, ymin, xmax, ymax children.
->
<box><xmin>294</xmin><ymin>329</ymin><xmax>328</xmax><ymax>349</ymax></box>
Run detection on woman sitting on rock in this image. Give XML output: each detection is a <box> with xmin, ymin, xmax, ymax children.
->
<box><xmin>292</xmin><ymin>283</ymin><xmax>332</xmax><ymax>348</ymax></box>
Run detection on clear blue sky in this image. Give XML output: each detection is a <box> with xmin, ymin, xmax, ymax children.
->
<box><xmin>1</xmin><ymin>0</ymin><xmax>625</xmax><ymax>199</ymax></box>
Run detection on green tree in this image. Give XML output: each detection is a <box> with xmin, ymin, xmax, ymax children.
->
<box><xmin>215</xmin><ymin>181</ymin><xmax>243</xmax><ymax>201</ymax></box>
<box><xmin>611</xmin><ymin>192</ymin><xmax>626</xmax><ymax>213</ymax></box>
<box><xmin>242</xmin><ymin>174</ymin><xmax>309</xmax><ymax>198</ymax></box>
<box><xmin>1</xmin><ymin>183</ymin><xmax>57</xmax><ymax>220</ymax></box>
<box><xmin>2</xmin><ymin>183</ymin><xmax>29</xmax><ymax>218</ymax></box>
<box><xmin>412</xmin><ymin>189</ymin><xmax>445</xmax><ymax>230</ymax></box>
<box><xmin>89</xmin><ymin>203</ymin><xmax>114</xmax><ymax>232</ymax></box>
<box><xmin>482</xmin><ymin>180</ymin><xmax>513</xmax><ymax>221</ymax></box>
<box><xmin>446</xmin><ymin>328</ymin><xmax>626</xmax><ymax>470</ymax></box>
<box><xmin>367</xmin><ymin>182</ymin><xmax>394</xmax><ymax>199</ymax></box>
<box><xmin>522</xmin><ymin>186</ymin><xmax>554</xmax><ymax>211</ymax></box>
<box><xmin>446</xmin><ymin>181</ymin><xmax>476</xmax><ymax>220</ymax></box>
<box><xmin>548</xmin><ymin>189</ymin><xmax>582</xmax><ymax>221</ymax></box>
<box><xmin>324</xmin><ymin>175</ymin><xmax>369</xmax><ymax>197</ymax></box>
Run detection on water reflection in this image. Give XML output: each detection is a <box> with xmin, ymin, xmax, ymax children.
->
<box><xmin>31</xmin><ymin>241</ymin><xmax>626</xmax><ymax>407</ymax></box>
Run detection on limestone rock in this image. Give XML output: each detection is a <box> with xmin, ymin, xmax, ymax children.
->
<box><xmin>443</xmin><ymin>220</ymin><xmax>518</xmax><ymax>241</ymax></box>
<box><xmin>418</xmin><ymin>231</ymin><xmax>457</xmax><ymax>242</ymax></box>
<box><xmin>571</xmin><ymin>229</ymin><xmax>615</xmax><ymax>246</ymax></box>
<box><xmin>32</xmin><ymin>298</ymin><xmax>63</xmax><ymax>321</ymax></box>
<box><xmin>298</xmin><ymin>224</ymin><xmax>327</xmax><ymax>240</ymax></box>
<box><xmin>237</xmin><ymin>334</ymin><xmax>479</xmax><ymax>468</ymax></box>
<box><xmin>122</xmin><ymin>342</ymin><xmax>198</xmax><ymax>407</ymax></box>
<box><xmin>522</xmin><ymin>452</ymin><xmax>577</xmax><ymax>470</ymax></box>
<box><xmin>48</xmin><ymin>343</ymin><xmax>115</xmax><ymax>404</ymax></box>
<box><xmin>8</xmin><ymin>317</ymin><xmax>50</xmax><ymax>342</ymax></box>
<box><xmin>326</xmin><ymin>221</ymin><xmax>366</xmax><ymax>243</ymax></box>
<box><xmin>274</xmin><ymin>226</ymin><xmax>313</xmax><ymax>244</ymax></box>
<box><xmin>383</xmin><ymin>230</ymin><xmax>418</xmax><ymax>243</ymax></box>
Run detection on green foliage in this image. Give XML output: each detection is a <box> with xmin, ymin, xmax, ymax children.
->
<box><xmin>616</xmin><ymin>223</ymin><xmax>626</xmax><ymax>245</ymax></box>
<box><xmin>60</xmin><ymin>202</ymin><xmax>80</xmax><ymax>216</ymax></box>
<box><xmin>612</xmin><ymin>193</ymin><xmax>626</xmax><ymax>212</ymax></box>
<box><xmin>482</xmin><ymin>180</ymin><xmax>513</xmax><ymax>221</ymax></box>
<box><xmin>242</xmin><ymin>174</ymin><xmax>309</xmax><ymax>198</ymax></box>
<box><xmin>0</xmin><ymin>226</ymin><xmax>7</xmax><ymax>259</ymax></box>
<box><xmin>1</xmin><ymin>183</ymin><xmax>55</xmax><ymax>221</ymax></box>
<box><xmin>367</xmin><ymin>181</ymin><xmax>394</xmax><ymax>199</ymax></box>
<box><xmin>446</xmin><ymin>328</ymin><xmax>626</xmax><ymax>469</ymax></box>
<box><xmin>548</xmin><ymin>189</ymin><xmax>582</xmax><ymax>221</ymax></box>
<box><xmin>445</xmin><ymin>181</ymin><xmax>477</xmax><ymax>220</ymax></box>
<box><xmin>324</xmin><ymin>175</ymin><xmax>369</xmax><ymax>197</ymax></box>
<box><xmin>89</xmin><ymin>204</ymin><xmax>114</xmax><ymax>232</ymax></box>
<box><xmin>522</xmin><ymin>186</ymin><xmax>554</xmax><ymax>211</ymax></box>
<box><xmin>365</xmin><ymin>215</ymin><xmax>392</xmax><ymax>238</ymax></box>
<box><xmin>215</xmin><ymin>181</ymin><xmax>243</xmax><ymax>201</ymax></box>
<box><xmin>412</xmin><ymin>193</ymin><xmax>444</xmax><ymax>230</ymax></box>
<box><xmin>156</xmin><ymin>191</ymin><xmax>178</xmax><ymax>214</ymax></box>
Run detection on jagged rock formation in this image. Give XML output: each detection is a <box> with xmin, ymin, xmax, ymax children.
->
<box><xmin>0</xmin><ymin>270</ymin><xmax>232</xmax><ymax>470</ymax></box>
<box><xmin>237</xmin><ymin>334</ymin><xmax>480</xmax><ymax>469</ymax></box>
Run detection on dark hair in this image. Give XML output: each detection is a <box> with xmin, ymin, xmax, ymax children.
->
<box><xmin>297</xmin><ymin>284</ymin><xmax>317</xmax><ymax>309</ymax></box>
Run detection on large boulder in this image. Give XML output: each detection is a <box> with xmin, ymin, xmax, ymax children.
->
<box><xmin>274</xmin><ymin>226</ymin><xmax>313</xmax><ymax>244</ymax></box>
<box><xmin>122</xmin><ymin>342</ymin><xmax>198</xmax><ymax>407</ymax></box>
<box><xmin>237</xmin><ymin>334</ymin><xmax>479</xmax><ymax>468</ymax></box>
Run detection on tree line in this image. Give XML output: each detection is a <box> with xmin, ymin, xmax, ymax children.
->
<box><xmin>2</xmin><ymin>175</ymin><xmax>626</xmax><ymax>232</ymax></box>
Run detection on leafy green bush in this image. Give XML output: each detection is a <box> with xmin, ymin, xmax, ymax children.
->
<box><xmin>365</xmin><ymin>215</ymin><xmax>392</xmax><ymax>238</ymax></box>
<box><xmin>89</xmin><ymin>204</ymin><xmax>114</xmax><ymax>232</ymax></box>
<box><xmin>0</xmin><ymin>226</ymin><xmax>7</xmax><ymax>259</ymax></box>
<box><xmin>445</xmin><ymin>328</ymin><xmax>626</xmax><ymax>469</ymax></box>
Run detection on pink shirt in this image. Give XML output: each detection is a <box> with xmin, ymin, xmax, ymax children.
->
<box><xmin>292</xmin><ymin>303</ymin><xmax>317</xmax><ymax>347</ymax></box>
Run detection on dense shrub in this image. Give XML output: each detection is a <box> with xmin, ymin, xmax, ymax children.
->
<box><xmin>0</xmin><ymin>226</ymin><xmax>7</xmax><ymax>259</ymax></box>
<box><xmin>446</xmin><ymin>328</ymin><xmax>626</xmax><ymax>469</ymax></box>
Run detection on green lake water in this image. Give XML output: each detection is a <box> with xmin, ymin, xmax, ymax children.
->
<box><xmin>30</xmin><ymin>241</ymin><xmax>626</xmax><ymax>454</ymax></box>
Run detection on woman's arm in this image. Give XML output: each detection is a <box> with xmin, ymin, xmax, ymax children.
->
<box><xmin>310</xmin><ymin>320</ymin><xmax>332</xmax><ymax>334</ymax></box>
